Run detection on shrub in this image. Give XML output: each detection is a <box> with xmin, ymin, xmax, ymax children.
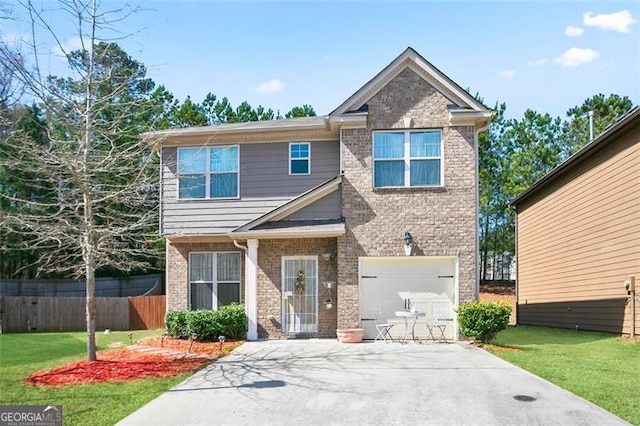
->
<box><xmin>165</xmin><ymin>310</ymin><xmax>189</xmax><ymax>340</ymax></box>
<box><xmin>186</xmin><ymin>309</ymin><xmax>221</xmax><ymax>341</ymax></box>
<box><xmin>164</xmin><ymin>304</ymin><xmax>247</xmax><ymax>341</ymax></box>
<box><xmin>457</xmin><ymin>300</ymin><xmax>512</xmax><ymax>343</ymax></box>
<box><xmin>216</xmin><ymin>303</ymin><xmax>248</xmax><ymax>340</ymax></box>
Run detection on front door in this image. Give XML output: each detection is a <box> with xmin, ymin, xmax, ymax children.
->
<box><xmin>282</xmin><ymin>256</ymin><xmax>318</xmax><ymax>333</ymax></box>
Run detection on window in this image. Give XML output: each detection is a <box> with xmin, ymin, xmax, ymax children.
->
<box><xmin>289</xmin><ymin>142</ymin><xmax>310</xmax><ymax>175</ymax></box>
<box><xmin>373</xmin><ymin>131</ymin><xmax>442</xmax><ymax>187</ymax></box>
<box><xmin>178</xmin><ymin>146</ymin><xmax>239</xmax><ymax>199</ymax></box>
<box><xmin>189</xmin><ymin>252</ymin><xmax>241</xmax><ymax>310</ymax></box>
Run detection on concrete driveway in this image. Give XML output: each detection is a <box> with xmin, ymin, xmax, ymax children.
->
<box><xmin>117</xmin><ymin>340</ymin><xmax>627</xmax><ymax>426</ymax></box>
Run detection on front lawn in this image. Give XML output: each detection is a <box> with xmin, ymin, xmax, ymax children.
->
<box><xmin>0</xmin><ymin>330</ymin><xmax>199</xmax><ymax>425</ymax></box>
<box><xmin>488</xmin><ymin>325</ymin><xmax>639</xmax><ymax>424</ymax></box>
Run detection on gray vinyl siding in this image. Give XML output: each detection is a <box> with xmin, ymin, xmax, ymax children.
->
<box><xmin>161</xmin><ymin>140</ymin><xmax>339</xmax><ymax>235</ymax></box>
<box><xmin>286</xmin><ymin>189</ymin><xmax>342</xmax><ymax>220</ymax></box>
<box><xmin>240</xmin><ymin>141</ymin><xmax>339</xmax><ymax>197</ymax></box>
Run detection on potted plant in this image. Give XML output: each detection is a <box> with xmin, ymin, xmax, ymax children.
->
<box><xmin>336</xmin><ymin>327</ymin><xmax>364</xmax><ymax>343</ymax></box>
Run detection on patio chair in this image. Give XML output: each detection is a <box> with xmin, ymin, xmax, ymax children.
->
<box><xmin>372</xmin><ymin>306</ymin><xmax>395</xmax><ymax>343</ymax></box>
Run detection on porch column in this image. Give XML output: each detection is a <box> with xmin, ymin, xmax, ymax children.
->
<box><xmin>246</xmin><ymin>239</ymin><xmax>259</xmax><ymax>341</ymax></box>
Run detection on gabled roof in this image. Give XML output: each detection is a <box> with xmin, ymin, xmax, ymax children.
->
<box><xmin>330</xmin><ymin>46</ymin><xmax>489</xmax><ymax>118</ymax></box>
<box><xmin>143</xmin><ymin>47</ymin><xmax>492</xmax><ymax>146</ymax></box>
<box><xmin>142</xmin><ymin>116</ymin><xmax>338</xmax><ymax>146</ymax></box>
<box><xmin>511</xmin><ymin>106</ymin><xmax>640</xmax><ymax>207</ymax></box>
<box><xmin>143</xmin><ymin>116</ymin><xmax>327</xmax><ymax>139</ymax></box>
<box><xmin>231</xmin><ymin>175</ymin><xmax>344</xmax><ymax>236</ymax></box>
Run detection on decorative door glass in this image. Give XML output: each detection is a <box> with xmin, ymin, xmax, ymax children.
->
<box><xmin>282</xmin><ymin>257</ymin><xmax>318</xmax><ymax>333</ymax></box>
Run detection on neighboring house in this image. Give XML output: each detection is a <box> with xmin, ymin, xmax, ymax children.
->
<box><xmin>144</xmin><ymin>47</ymin><xmax>492</xmax><ymax>340</ymax></box>
<box><xmin>511</xmin><ymin>107</ymin><xmax>640</xmax><ymax>335</ymax></box>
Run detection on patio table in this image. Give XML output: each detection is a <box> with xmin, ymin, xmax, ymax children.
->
<box><xmin>395</xmin><ymin>310</ymin><xmax>425</xmax><ymax>343</ymax></box>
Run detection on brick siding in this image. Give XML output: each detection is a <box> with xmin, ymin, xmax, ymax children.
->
<box><xmin>166</xmin><ymin>241</ymin><xmax>245</xmax><ymax>312</ymax></box>
<box><xmin>167</xmin><ymin>238</ymin><xmax>338</xmax><ymax>338</ymax></box>
<box><xmin>337</xmin><ymin>68</ymin><xmax>477</xmax><ymax>328</ymax></box>
<box><xmin>257</xmin><ymin>238</ymin><xmax>337</xmax><ymax>339</ymax></box>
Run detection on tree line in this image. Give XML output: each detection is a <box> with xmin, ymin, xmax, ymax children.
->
<box><xmin>0</xmin><ymin>40</ymin><xmax>316</xmax><ymax>281</ymax></box>
<box><xmin>478</xmin><ymin>94</ymin><xmax>634</xmax><ymax>281</ymax></box>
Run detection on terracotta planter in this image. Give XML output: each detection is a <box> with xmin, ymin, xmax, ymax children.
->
<box><xmin>336</xmin><ymin>328</ymin><xmax>364</xmax><ymax>343</ymax></box>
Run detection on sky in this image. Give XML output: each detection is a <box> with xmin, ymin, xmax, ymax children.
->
<box><xmin>2</xmin><ymin>1</ymin><xmax>639</xmax><ymax>120</ymax></box>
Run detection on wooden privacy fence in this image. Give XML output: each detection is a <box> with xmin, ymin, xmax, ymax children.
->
<box><xmin>129</xmin><ymin>295</ymin><xmax>165</xmax><ymax>330</ymax></box>
<box><xmin>0</xmin><ymin>295</ymin><xmax>166</xmax><ymax>333</ymax></box>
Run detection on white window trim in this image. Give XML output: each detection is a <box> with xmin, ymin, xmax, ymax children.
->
<box><xmin>281</xmin><ymin>255</ymin><xmax>319</xmax><ymax>333</ymax></box>
<box><xmin>177</xmin><ymin>145</ymin><xmax>240</xmax><ymax>200</ymax></box>
<box><xmin>188</xmin><ymin>251</ymin><xmax>241</xmax><ymax>310</ymax></box>
<box><xmin>372</xmin><ymin>130</ymin><xmax>444</xmax><ymax>188</ymax></box>
<box><xmin>288</xmin><ymin>142</ymin><xmax>311</xmax><ymax>175</ymax></box>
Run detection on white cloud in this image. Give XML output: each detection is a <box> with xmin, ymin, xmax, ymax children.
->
<box><xmin>583</xmin><ymin>10</ymin><xmax>637</xmax><ymax>33</ymax></box>
<box><xmin>499</xmin><ymin>69</ymin><xmax>516</xmax><ymax>79</ymax></box>
<box><xmin>565</xmin><ymin>25</ymin><xmax>584</xmax><ymax>36</ymax></box>
<box><xmin>554</xmin><ymin>47</ymin><xmax>600</xmax><ymax>67</ymax></box>
<box><xmin>1</xmin><ymin>33</ymin><xmax>30</xmax><ymax>44</ymax></box>
<box><xmin>254</xmin><ymin>79</ymin><xmax>285</xmax><ymax>95</ymax></box>
<box><xmin>527</xmin><ymin>58</ymin><xmax>548</xmax><ymax>66</ymax></box>
<box><xmin>51</xmin><ymin>37</ymin><xmax>85</xmax><ymax>57</ymax></box>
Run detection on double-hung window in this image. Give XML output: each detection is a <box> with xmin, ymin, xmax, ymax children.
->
<box><xmin>289</xmin><ymin>142</ymin><xmax>310</xmax><ymax>175</ymax></box>
<box><xmin>189</xmin><ymin>252</ymin><xmax>241</xmax><ymax>310</ymax></box>
<box><xmin>373</xmin><ymin>130</ymin><xmax>442</xmax><ymax>187</ymax></box>
<box><xmin>178</xmin><ymin>146</ymin><xmax>239</xmax><ymax>199</ymax></box>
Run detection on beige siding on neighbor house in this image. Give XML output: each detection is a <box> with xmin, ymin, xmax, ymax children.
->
<box><xmin>516</xmin><ymin>124</ymin><xmax>640</xmax><ymax>334</ymax></box>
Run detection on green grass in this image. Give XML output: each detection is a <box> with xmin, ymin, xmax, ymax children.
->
<box><xmin>488</xmin><ymin>325</ymin><xmax>639</xmax><ymax>425</ymax></box>
<box><xmin>0</xmin><ymin>329</ymin><xmax>200</xmax><ymax>425</ymax></box>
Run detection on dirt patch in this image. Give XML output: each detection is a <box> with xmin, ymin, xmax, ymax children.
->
<box><xmin>480</xmin><ymin>283</ymin><xmax>516</xmax><ymax>325</ymax></box>
<box><xmin>484</xmin><ymin>344</ymin><xmax>523</xmax><ymax>353</ymax></box>
<box><xmin>27</xmin><ymin>338</ymin><xmax>243</xmax><ymax>387</ymax></box>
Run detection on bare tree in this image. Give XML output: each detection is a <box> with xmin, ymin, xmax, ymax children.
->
<box><xmin>0</xmin><ymin>0</ymin><xmax>160</xmax><ymax>360</ymax></box>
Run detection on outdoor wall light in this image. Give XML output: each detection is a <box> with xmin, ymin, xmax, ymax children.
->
<box><xmin>404</xmin><ymin>231</ymin><xmax>413</xmax><ymax>256</ymax></box>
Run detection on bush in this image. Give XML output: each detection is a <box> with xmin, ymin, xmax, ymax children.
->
<box><xmin>457</xmin><ymin>300</ymin><xmax>512</xmax><ymax>343</ymax></box>
<box><xmin>165</xmin><ymin>310</ymin><xmax>189</xmax><ymax>340</ymax></box>
<box><xmin>186</xmin><ymin>309</ymin><xmax>221</xmax><ymax>341</ymax></box>
<box><xmin>164</xmin><ymin>304</ymin><xmax>247</xmax><ymax>341</ymax></box>
<box><xmin>216</xmin><ymin>303</ymin><xmax>248</xmax><ymax>340</ymax></box>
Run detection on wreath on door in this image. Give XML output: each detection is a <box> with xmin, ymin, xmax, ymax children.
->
<box><xmin>294</xmin><ymin>270</ymin><xmax>307</xmax><ymax>295</ymax></box>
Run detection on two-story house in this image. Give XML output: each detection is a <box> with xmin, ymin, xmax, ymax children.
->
<box><xmin>144</xmin><ymin>47</ymin><xmax>492</xmax><ymax>341</ymax></box>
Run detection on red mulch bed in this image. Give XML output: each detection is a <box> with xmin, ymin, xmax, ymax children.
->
<box><xmin>26</xmin><ymin>338</ymin><xmax>243</xmax><ymax>387</ymax></box>
<box><xmin>138</xmin><ymin>336</ymin><xmax>244</xmax><ymax>357</ymax></box>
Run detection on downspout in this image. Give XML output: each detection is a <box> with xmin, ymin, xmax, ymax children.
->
<box><xmin>233</xmin><ymin>239</ymin><xmax>247</xmax><ymax>253</ymax></box>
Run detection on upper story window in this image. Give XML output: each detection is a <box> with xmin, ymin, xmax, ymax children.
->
<box><xmin>289</xmin><ymin>142</ymin><xmax>310</xmax><ymax>175</ymax></box>
<box><xmin>372</xmin><ymin>130</ymin><xmax>442</xmax><ymax>188</ymax></box>
<box><xmin>177</xmin><ymin>146</ymin><xmax>239</xmax><ymax>199</ymax></box>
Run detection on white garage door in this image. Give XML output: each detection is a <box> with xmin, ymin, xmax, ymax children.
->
<box><xmin>359</xmin><ymin>257</ymin><xmax>456</xmax><ymax>340</ymax></box>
